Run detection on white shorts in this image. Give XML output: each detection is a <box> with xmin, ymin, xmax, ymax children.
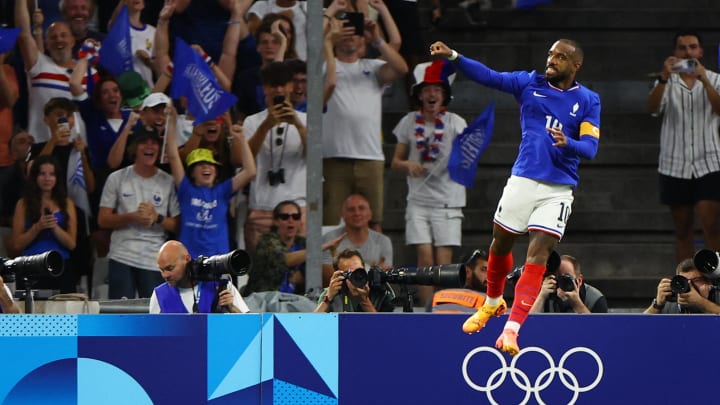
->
<box><xmin>405</xmin><ymin>203</ymin><xmax>463</xmax><ymax>246</ymax></box>
<box><xmin>493</xmin><ymin>176</ymin><xmax>573</xmax><ymax>239</ymax></box>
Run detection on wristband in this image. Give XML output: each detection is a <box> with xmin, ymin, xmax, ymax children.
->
<box><xmin>448</xmin><ymin>49</ymin><xmax>459</xmax><ymax>61</ymax></box>
<box><xmin>166</xmin><ymin>61</ymin><xmax>174</xmax><ymax>75</ymax></box>
<box><xmin>651</xmin><ymin>298</ymin><xmax>664</xmax><ymax>310</ymax></box>
<box><xmin>226</xmin><ymin>20</ymin><xmax>242</xmax><ymax>25</ymax></box>
<box><xmin>373</xmin><ymin>38</ymin><xmax>383</xmax><ymax>48</ymax></box>
<box><xmin>199</xmin><ymin>50</ymin><xmax>213</xmax><ymax>66</ymax></box>
<box><xmin>657</xmin><ymin>76</ymin><xmax>668</xmax><ymax>84</ymax></box>
<box><xmin>155</xmin><ymin>214</ymin><xmax>165</xmax><ymax>225</ymax></box>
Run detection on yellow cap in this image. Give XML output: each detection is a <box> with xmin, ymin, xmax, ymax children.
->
<box><xmin>186</xmin><ymin>148</ymin><xmax>221</xmax><ymax>167</ymax></box>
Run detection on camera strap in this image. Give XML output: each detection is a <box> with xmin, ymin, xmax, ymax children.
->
<box><xmin>269</xmin><ymin>123</ymin><xmax>289</xmax><ymax>170</ymax></box>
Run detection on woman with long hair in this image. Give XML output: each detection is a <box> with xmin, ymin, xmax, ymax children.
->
<box><xmin>12</xmin><ymin>155</ymin><xmax>77</xmax><ymax>293</ymax></box>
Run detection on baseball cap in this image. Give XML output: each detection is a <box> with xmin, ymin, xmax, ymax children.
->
<box><xmin>140</xmin><ymin>92</ymin><xmax>171</xmax><ymax>110</ymax></box>
<box><xmin>118</xmin><ymin>71</ymin><xmax>151</xmax><ymax>109</ymax></box>
<box><xmin>186</xmin><ymin>148</ymin><xmax>221</xmax><ymax>167</ymax></box>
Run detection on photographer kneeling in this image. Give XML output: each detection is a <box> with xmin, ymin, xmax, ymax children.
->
<box><xmin>314</xmin><ymin>249</ymin><xmax>395</xmax><ymax>313</ymax></box>
<box><xmin>530</xmin><ymin>255</ymin><xmax>607</xmax><ymax>314</ymax></box>
<box><xmin>644</xmin><ymin>258</ymin><xmax>720</xmax><ymax>314</ymax></box>
<box><xmin>149</xmin><ymin>241</ymin><xmax>250</xmax><ymax>314</ymax></box>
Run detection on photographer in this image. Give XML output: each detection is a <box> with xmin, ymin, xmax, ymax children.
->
<box><xmin>149</xmin><ymin>241</ymin><xmax>249</xmax><ymax>314</ymax></box>
<box><xmin>429</xmin><ymin>249</ymin><xmax>488</xmax><ymax>313</ymax></box>
<box><xmin>648</xmin><ymin>31</ymin><xmax>720</xmax><ymax>263</ymax></box>
<box><xmin>314</xmin><ymin>249</ymin><xmax>395</xmax><ymax>313</ymax></box>
<box><xmin>644</xmin><ymin>259</ymin><xmax>720</xmax><ymax>314</ymax></box>
<box><xmin>0</xmin><ymin>275</ymin><xmax>20</xmax><ymax>313</ymax></box>
<box><xmin>243</xmin><ymin>61</ymin><xmax>307</xmax><ymax>252</ymax></box>
<box><xmin>530</xmin><ymin>255</ymin><xmax>607</xmax><ymax>314</ymax></box>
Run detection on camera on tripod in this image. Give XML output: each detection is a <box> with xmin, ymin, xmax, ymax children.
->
<box><xmin>188</xmin><ymin>250</ymin><xmax>251</xmax><ymax>282</ymax></box>
<box><xmin>268</xmin><ymin>168</ymin><xmax>285</xmax><ymax>186</ymax></box>
<box><xmin>367</xmin><ymin>263</ymin><xmax>466</xmax><ymax>289</ymax></box>
<box><xmin>0</xmin><ymin>251</ymin><xmax>64</xmax><ymax>283</ymax></box>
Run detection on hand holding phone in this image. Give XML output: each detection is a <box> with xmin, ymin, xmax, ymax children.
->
<box><xmin>672</xmin><ymin>59</ymin><xmax>695</xmax><ymax>73</ymax></box>
<box><xmin>339</xmin><ymin>11</ymin><xmax>364</xmax><ymax>36</ymax></box>
<box><xmin>273</xmin><ymin>95</ymin><xmax>286</xmax><ymax>106</ymax></box>
<box><xmin>57</xmin><ymin>117</ymin><xmax>70</xmax><ymax>132</ymax></box>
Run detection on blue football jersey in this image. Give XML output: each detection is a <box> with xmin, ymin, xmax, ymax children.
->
<box><xmin>457</xmin><ymin>57</ymin><xmax>601</xmax><ymax>187</ymax></box>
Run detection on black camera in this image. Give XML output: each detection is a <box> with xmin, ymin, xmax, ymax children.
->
<box><xmin>556</xmin><ymin>273</ymin><xmax>576</xmax><ymax>291</ymax></box>
<box><xmin>693</xmin><ymin>249</ymin><xmax>720</xmax><ymax>279</ymax></box>
<box><xmin>506</xmin><ymin>251</ymin><xmax>561</xmax><ymax>284</ymax></box>
<box><xmin>188</xmin><ymin>250</ymin><xmax>251</xmax><ymax>282</ymax></box>
<box><xmin>367</xmin><ymin>263</ymin><xmax>466</xmax><ymax>288</ymax></box>
<box><xmin>666</xmin><ymin>274</ymin><xmax>691</xmax><ymax>303</ymax></box>
<box><xmin>268</xmin><ymin>168</ymin><xmax>285</xmax><ymax>186</ymax></box>
<box><xmin>1</xmin><ymin>251</ymin><xmax>64</xmax><ymax>282</ymax></box>
<box><xmin>342</xmin><ymin>268</ymin><xmax>369</xmax><ymax>289</ymax></box>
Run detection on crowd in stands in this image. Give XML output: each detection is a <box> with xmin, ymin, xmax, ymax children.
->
<box><xmin>0</xmin><ymin>0</ymin><xmax>719</xmax><ymax>318</ymax></box>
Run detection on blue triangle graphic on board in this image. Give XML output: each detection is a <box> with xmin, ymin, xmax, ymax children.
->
<box><xmin>273</xmin><ymin>317</ymin><xmax>335</xmax><ymax>398</ymax></box>
<box><xmin>272</xmin><ymin>379</ymin><xmax>338</xmax><ymax>405</ymax></box>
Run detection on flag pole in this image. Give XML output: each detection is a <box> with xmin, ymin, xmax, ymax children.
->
<box><xmin>160</xmin><ymin>111</ymin><xmax>169</xmax><ymax>164</ymax></box>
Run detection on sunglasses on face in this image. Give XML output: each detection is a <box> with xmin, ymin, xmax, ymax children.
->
<box><xmin>277</xmin><ymin>213</ymin><xmax>301</xmax><ymax>221</ymax></box>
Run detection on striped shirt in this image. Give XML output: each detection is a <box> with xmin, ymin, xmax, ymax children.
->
<box><xmin>27</xmin><ymin>53</ymin><xmax>97</xmax><ymax>143</ymax></box>
<box><xmin>656</xmin><ymin>70</ymin><xmax>720</xmax><ymax>179</ymax></box>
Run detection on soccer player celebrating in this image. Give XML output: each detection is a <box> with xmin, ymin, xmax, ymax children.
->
<box><xmin>430</xmin><ymin>39</ymin><xmax>601</xmax><ymax>355</ymax></box>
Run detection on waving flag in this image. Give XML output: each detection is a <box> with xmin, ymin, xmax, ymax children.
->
<box><xmin>0</xmin><ymin>27</ymin><xmax>21</xmax><ymax>54</ymax></box>
<box><xmin>99</xmin><ymin>5</ymin><xmax>133</xmax><ymax>77</ymax></box>
<box><xmin>67</xmin><ymin>148</ymin><xmax>91</xmax><ymax>233</ymax></box>
<box><xmin>171</xmin><ymin>38</ymin><xmax>237</xmax><ymax>124</ymax></box>
<box><xmin>447</xmin><ymin>102</ymin><xmax>495</xmax><ymax>188</ymax></box>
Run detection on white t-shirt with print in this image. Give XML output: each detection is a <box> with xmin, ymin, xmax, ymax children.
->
<box><xmin>100</xmin><ymin>166</ymin><xmax>180</xmax><ymax>271</ymax></box>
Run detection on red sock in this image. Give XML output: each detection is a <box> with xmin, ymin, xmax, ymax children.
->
<box><xmin>508</xmin><ymin>262</ymin><xmax>545</xmax><ymax>326</ymax></box>
<box><xmin>486</xmin><ymin>251</ymin><xmax>514</xmax><ymax>298</ymax></box>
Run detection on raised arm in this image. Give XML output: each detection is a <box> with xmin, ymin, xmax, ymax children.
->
<box><xmin>191</xmin><ymin>44</ymin><xmax>232</xmax><ymax>91</ymax></box>
<box><xmin>69</xmin><ymin>57</ymin><xmax>89</xmax><ymax>97</ymax></box>
<box><xmin>15</xmin><ymin>0</ymin><xmax>39</xmax><ymax>70</ymax></box>
<box><xmin>0</xmin><ymin>53</ymin><xmax>19</xmax><ymax>108</ymax></box>
<box><xmin>107</xmin><ymin>111</ymin><xmax>140</xmax><ymax>169</ymax></box>
<box><xmin>369</xmin><ymin>0</ymin><xmax>401</xmax><ymax>52</ymax></box>
<box><xmin>648</xmin><ymin>56</ymin><xmax>672</xmax><ymax>114</ymax></box>
<box><xmin>153</xmin><ymin>0</ymin><xmax>175</xmax><ymax>80</ymax></box>
<box><xmin>364</xmin><ymin>19</ymin><xmax>407</xmax><ymax>85</ymax></box>
<box><xmin>165</xmin><ymin>106</ymin><xmax>185</xmax><ymax>186</ymax></box>
<box><xmin>229</xmin><ymin>123</ymin><xmax>256</xmax><ymax>192</ymax></box>
<box><xmin>217</xmin><ymin>0</ymin><xmax>253</xmax><ymax>82</ymax></box>
<box><xmin>322</xmin><ymin>17</ymin><xmax>339</xmax><ymax>105</ymax></box>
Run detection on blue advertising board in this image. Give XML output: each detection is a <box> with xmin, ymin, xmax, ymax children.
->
<box><xmin>0</xmin><ymin>314</ymin><xmax>714</xmax><ymax>404</ymax></box>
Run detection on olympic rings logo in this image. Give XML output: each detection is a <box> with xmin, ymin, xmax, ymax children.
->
<box><xmin>461</xmin><ymin>346</ymin><xmax>603</xmax><ymax>405</ymax></box>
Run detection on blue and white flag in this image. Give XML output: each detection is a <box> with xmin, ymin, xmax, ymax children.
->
<box><xmin>99</xmin><ymin>5</ymin><xmax>133</xmax><ymax>77</ymax></box>
<box><xmin>171</xmin><ymin>38</ymin><xmax>237</xmax><ymax>125</ymax></box>
<box><xmin>447</xmin><ymin>102</ymin><xmax>495</xmax><ymax>188</ymax></box>
<box><xmin>67</xmin><ymin>148</ymin><xmax>91</xmax><ymax>233</ymax></box>
<box><xmin>514</xmin><ymin>0</ymin><xmax>551</xmax><ymax>9</ymax></box>
<box><xmin>0</xmin><ymin>27</ymin><xmax>21</xmax><ymax>54</ymax></box>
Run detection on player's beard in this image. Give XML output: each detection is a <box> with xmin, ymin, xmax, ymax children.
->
<box><xmin>546</xmin><ymin>66</ymin><xmax>569</xmax><ymax>86</ymax></box>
